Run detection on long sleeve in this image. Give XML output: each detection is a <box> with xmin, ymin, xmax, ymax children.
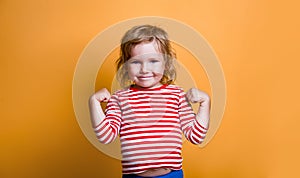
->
<box><xmin>178</xmin><ymin>90</ymin><xmax>208</xmax><ymax>144</ymax></box>
<box><xmin>93</xmin><ymin>94</ymin><xmax>122</xmax><ymax>144</ymax></box>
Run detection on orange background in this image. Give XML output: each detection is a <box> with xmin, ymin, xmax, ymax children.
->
<box><xmin>1</xmin><ymin>0</ymin><xmax>300</xmax><ymax>177</ymax></box>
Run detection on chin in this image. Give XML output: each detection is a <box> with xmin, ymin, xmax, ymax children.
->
<box><xmin>136</xmin><ymin>82</ymin><xmax>157</xmax><ymax>88</ymax></box>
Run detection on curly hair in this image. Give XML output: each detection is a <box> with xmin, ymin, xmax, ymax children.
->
<box><xmin>116</xmin><ymin>25</ymin><xmax>177</xmax><ymax>87</ymax></box>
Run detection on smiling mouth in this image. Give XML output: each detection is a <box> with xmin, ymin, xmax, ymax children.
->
<box><xmin>138</xmin><ymin>76</ymin><xmax>153</xmax><ymax>80</ymax></box>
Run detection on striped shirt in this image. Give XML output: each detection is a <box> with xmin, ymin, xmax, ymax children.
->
<box><xmin>93</xmin><ymin>84</ymin><xmax>208</xmax><ymax>174</ymax></box>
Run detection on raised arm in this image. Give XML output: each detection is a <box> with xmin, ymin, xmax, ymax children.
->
<box><xmin>186</xmin><ymin>88</ymin><xmax>210</xmax><ymax>129</ymax></box>
<box><xmin>88</xmin><ymin>88</ymin><xmax>121</xmax><ymax>144</ymax></box>
<box><xmin>179</xmin><ymin>88</ymin><xmax>210</xmax><ymax>144</ymax></box>
<box><xmin>88</xmin><ymin>88</ymin><xmax>111</xmax><ymax>127</ymax></box>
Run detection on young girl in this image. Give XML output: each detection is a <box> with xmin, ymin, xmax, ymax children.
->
<box><xmin>89</xmin><ymin>25</ymin><xmax>210</xmax><ymax>178</ymax></box>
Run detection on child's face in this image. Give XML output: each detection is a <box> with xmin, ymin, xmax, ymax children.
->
<box><xmin>127</xmin><ymin>41</ymin><xmax>165</xmax><ymax>88</ymax></box>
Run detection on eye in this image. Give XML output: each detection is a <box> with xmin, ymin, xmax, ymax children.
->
<box><xmin>130</xmin><ymin>60</ymin><xmax>141</xmax><ymax>64</ymax></box>
<box><xmin>149</xmin><ymin>59</ymin><xmax>160</xmax><ymax>63</ymax></box>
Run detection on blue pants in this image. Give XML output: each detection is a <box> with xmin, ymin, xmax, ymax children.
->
<box><xmin>122</xmin><ymin>169</ymin><xmax>183</xmax><ymax>178</ymax></box>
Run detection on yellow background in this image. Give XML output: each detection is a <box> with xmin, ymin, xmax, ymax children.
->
<box><xmin>1</xmin><ymin>0</ymin><xmax>300</xmax><ymax>177</ymax></box>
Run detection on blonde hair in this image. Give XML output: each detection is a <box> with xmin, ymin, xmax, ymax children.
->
<box><xmin>116</xmin><ymin>25</ymin><xmax>176</xmax><ymax>87</ymax></box>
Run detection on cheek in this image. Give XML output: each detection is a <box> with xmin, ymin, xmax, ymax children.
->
<box><xmin>155</xmin><ymin>63</ymin><xmax>165</xmax><ymax>74</ymax></box>
<box><xmin>127</xmin><ymin>66</ymin><xmax>139</xmax><ymax>77</ymax></box>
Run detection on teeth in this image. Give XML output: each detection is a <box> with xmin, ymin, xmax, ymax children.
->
<box><xmin>139</xmin><ymin>76</ymin><xmax>152</xmax><ymax>80</ymax></box>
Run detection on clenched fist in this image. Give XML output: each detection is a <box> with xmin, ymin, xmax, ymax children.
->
<box><xmin>186</xmin><ymin>88</ymin><xmax>210</xmax><ymax>107</ymax></box>
<box><xmin>91</xmin><ymin>88</ymin><xmax>111</xmax><ymax>103</ymax></box>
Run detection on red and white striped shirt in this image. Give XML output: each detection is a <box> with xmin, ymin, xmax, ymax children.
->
<box><xmin>94</xmin><ymin>84</ymin><xmax>208</xmax><ymax>174</ymax></box>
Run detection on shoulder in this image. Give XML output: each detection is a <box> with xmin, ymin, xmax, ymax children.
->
<box><xmin>162</xmin><ymin>85</ymin><xmax>188</xmax><ymax>98</ymax></box>
<box><xmin>110</xmin><ymin>87</ymin><xmax>131</xmax><ymax>98</ymax></box>
<box><xmin>165</xmin><ymin>84</ymin><xmax>185</xmax><ymax>93</ymax></box>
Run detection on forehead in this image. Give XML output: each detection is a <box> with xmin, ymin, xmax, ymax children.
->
<box><xmin>131</xmin><ymin>41</ymin><xmax>161</xmax><ymax>57</ymax></box>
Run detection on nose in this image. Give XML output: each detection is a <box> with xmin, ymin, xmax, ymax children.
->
<box><xmin>140</xmin><ymin>63</ymin><xmax>149</xmax><ymax>73</ymax></box>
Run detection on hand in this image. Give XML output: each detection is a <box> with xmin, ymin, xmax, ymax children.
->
<box><xmin>186</xmin><ymin>88</ymin><xmax>210</xmax><ymax>107</ymax></box>
<box><xmin>91</xmin><ymin>88</ymin><xmax>111</xmax><ymax>103</ymax></box>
